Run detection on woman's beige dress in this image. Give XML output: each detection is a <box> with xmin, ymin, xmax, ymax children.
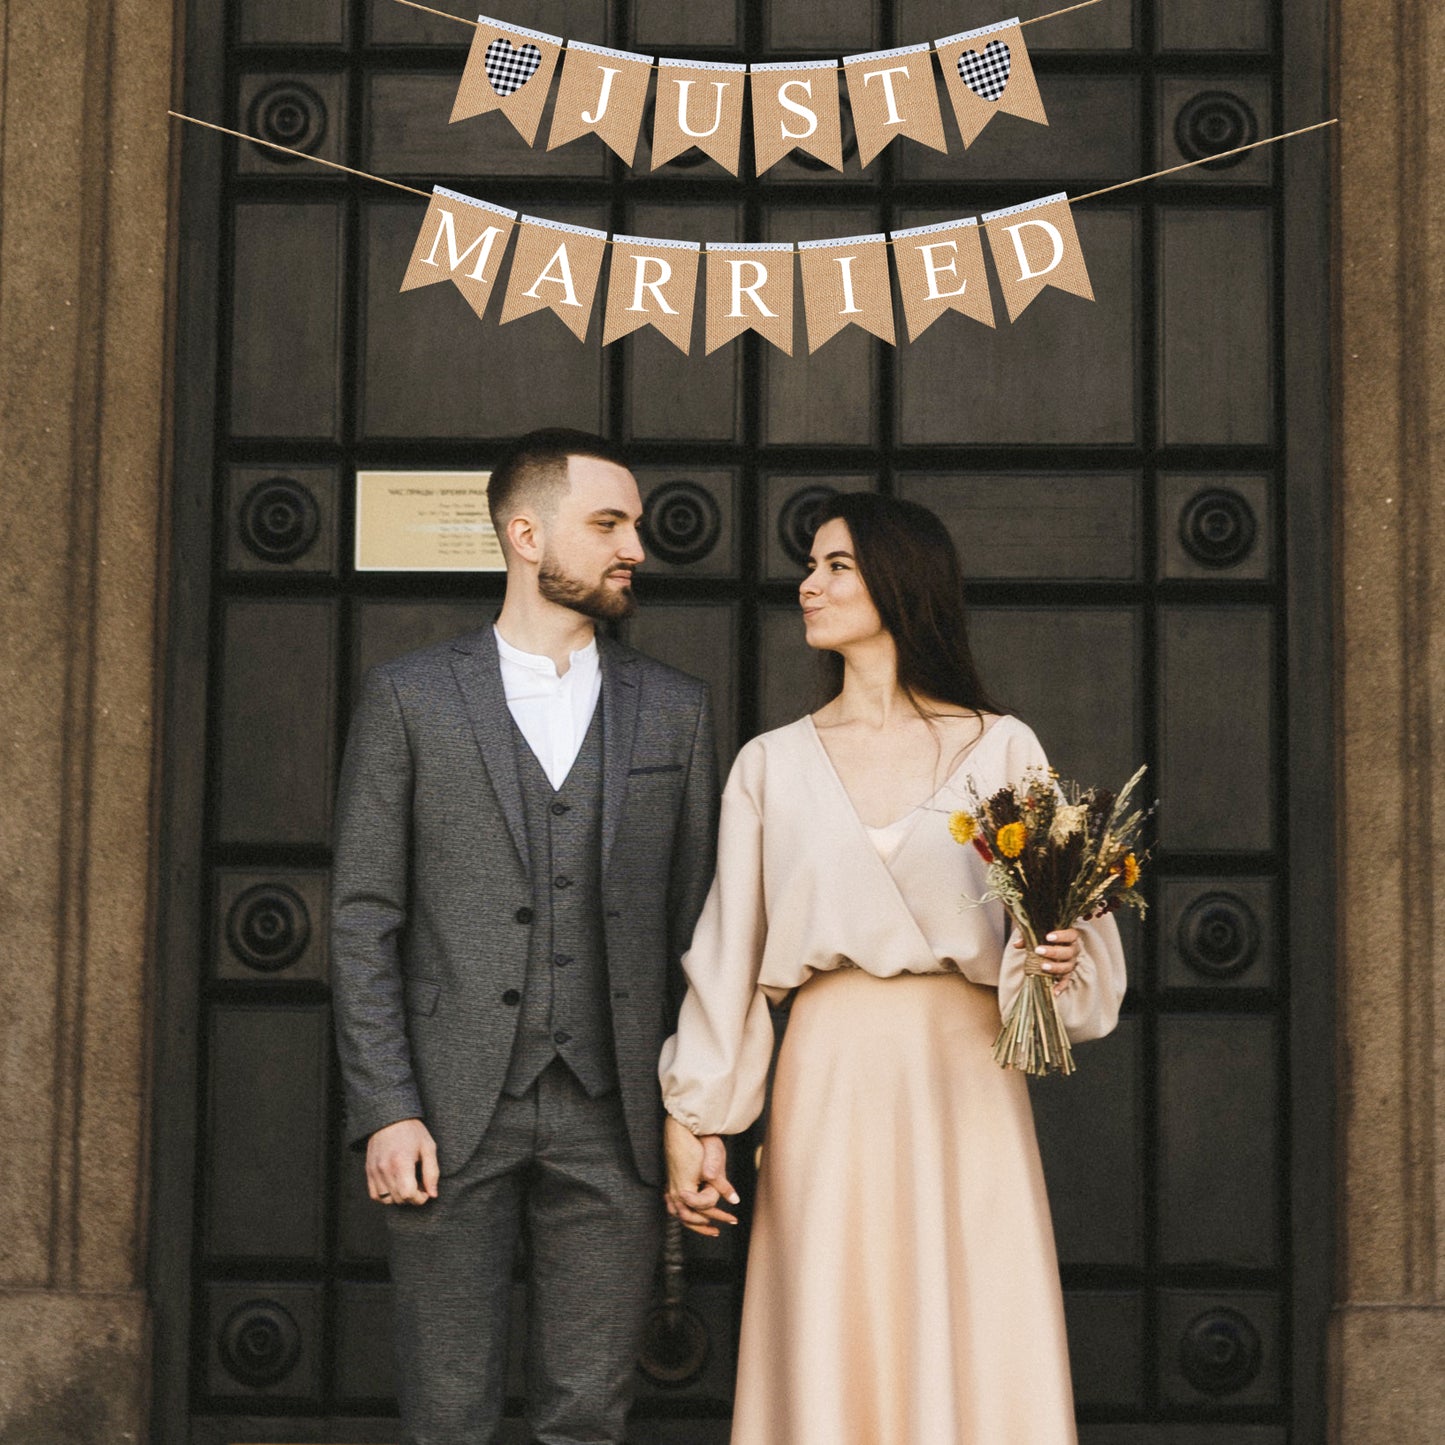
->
<box><xmin>659</xmin><ymin>715</ymin><xmax>1128</xmax><ymax>1445</ymax></box>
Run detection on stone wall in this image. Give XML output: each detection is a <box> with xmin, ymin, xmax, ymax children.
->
<box><xmin>1331</xmin><ymin>0</ymin><xmax>1445</xmax><ymax>1436</ymax></box>
<box><xmin>0</xmin><ymin>0</ymin><xmax>178</xmax><ymax>1439</ymax></box>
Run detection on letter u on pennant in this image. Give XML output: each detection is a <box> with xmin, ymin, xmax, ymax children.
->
<box><xmin>653</xmin><ymin>59</ymin><xmax>747</xmax><ymax>175</ymax></box>
<box><xmin>982</xmin><ymin>192</ymin><xmax>1095</xmax><ymax>322</ymax></box>
<box><xmin>399</xmin><ymin>187</ymin><xmax>518</xmax><ymax>320</ymax></box>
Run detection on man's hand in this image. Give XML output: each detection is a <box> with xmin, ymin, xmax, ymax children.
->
<box><xmin>367</xmin><ymin>1117</ymin><xmax>439</xmax><ymax>1206</ymax></box>
<box><xmin>664</xmin><ymin>1114</ymin><xmax>739</xmax><ymax>1237</ymax></box>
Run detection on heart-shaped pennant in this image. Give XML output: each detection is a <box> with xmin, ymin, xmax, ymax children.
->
<box><xmin>957</xmin><ymin>40</ymin><xmax>1012</xmax><ymax>103</ymax></box>
<box><xmin>484</xmin><ymin>37</ymin><xmax>543</xmax><ymax>97</ymax></box>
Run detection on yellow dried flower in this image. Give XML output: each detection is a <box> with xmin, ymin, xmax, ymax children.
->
<box><xmin>1122</xmin><ymin>853</ymin><xmax>1140</xmax><ymax>888</ymax></box>
<box><xmin>996</xmin><ymin>821</ymin><xmax>1027</xmax><ymax>858</ymax></box>
<box><xmin>948</xmin><ymin>811</ymin><xmax>978</xmax><ymax>846</ymax></box>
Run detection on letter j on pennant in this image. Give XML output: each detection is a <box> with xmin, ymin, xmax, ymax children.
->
<box><xmin>400</xmin><ymin>188</ymin><xmax>518</xmax><ymax>320</ymax></box>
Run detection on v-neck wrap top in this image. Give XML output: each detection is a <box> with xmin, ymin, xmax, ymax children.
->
<box><xmin>659</xmin><ymin>714</ymin><xmax>1129</xmax><ymax>1137</ymax></box>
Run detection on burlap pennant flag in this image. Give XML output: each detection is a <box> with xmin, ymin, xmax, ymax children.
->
<box><xmin>450</xmin><ymin>15</ymin><xmax>564</xmax><ymax>145</ymax></box>
<box><xmin>547</xmin><ymin>40</ymin><xmax>654</xmax><ymax>165</ymax></box>
<box><xmin>400</xmin><ymin>187</ymin><xmax>517</xmax><ymax>320</ymax></box>
<box><xmin>652</xmin><ymin>59</ymin><xmax>746</xmax><ymax>174</ymax></box>
<box><xmin>602</xmin><ymin>234</ymin><xmax>701</xmax><ymax>352</ymax></box>
<box><xmin>936</xmin><ymin>20</ymin><xmax>1048</xmax><ymax>149</ymax></box>
<box><xmin>703</xmin><ymin>242</ymin><xmax>795</xmax><ymax>354</ymax></box>
<box><xmin>842</xmin><ymin>43</ymin><xmax>947</xmax><ymax>168</ymax></box>
<box><xmin>890</xmin><ymin>218</ymin><xmax>996</xmax><ymax>339</ymax></box>
<box><xmin>982</xmin><ymin>193</ymin><xmax>1094</xmax><ymax>323</ymax></box>
<box><xmin>499</xmin><ymin>214</ymin><xmax>608</xmax><ymax>340</ymax></box>
<box><xmin>749</xmin><ymin>59</ymin><xmax>845</xmax><ymax>175</ymax></box>
<box><xmin>798</xmin><ymin>233</ymin><xmax>895</xmax><ymax>352</ymax></box>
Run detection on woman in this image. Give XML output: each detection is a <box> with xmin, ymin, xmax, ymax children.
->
<box><xmin>658</xmin><ymin>493</ymin><xmax>1127</xmax><ymax>1445</ymax></box>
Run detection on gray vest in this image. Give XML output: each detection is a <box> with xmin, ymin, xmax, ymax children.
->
<box><xmin>502</xmin><ymin>700</ymin><xmax>618</xmax><ymax>1098</ymax></box>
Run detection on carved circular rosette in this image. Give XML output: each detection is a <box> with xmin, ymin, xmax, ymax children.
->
<box><xmin>642</xmin><ymin>481</ymin><xmax>723</xmax><ymax>566</ymax></box>
<box><xmin>226</xmin><ymin>884</ymin><xmax>311</xmax><ymax>974</ymax></box>
<box><xmin>238</xmin><ymin>477</ymin><xmax>321</xmax><ymax>564</ymax></box>
<box><xmin>246</xmin><ymin>80</ymin><xmax>328</xmax><ymax>161</ymax></box>
<box><xmin>1177</xmin><ymin>891</ymin><xmax>1259</xmax><ymax>981</ymax></box>
<box><xmin>778</xmin><ymin>485</ymin><xmax>840</xmax><ymax>569</ymax></box>
<box><xmin>1179</xmin><ymin>1306</ymin><xmax>1262</xmax><ymax>1396</ymax></box>
<box><xmin>1179</xmin><ymin>487</ymin><xmax>1257</xmax><ymax>569</ymax></box>
<box><xmin>1175</xmin><ymin>91</ymin><xmax>1259</xmax><ymax>171</ymax></box>
<box><xmin>217</xmin><ymin>1298</ymin><xmax>303</xmax><ymax>1389</ymax></box>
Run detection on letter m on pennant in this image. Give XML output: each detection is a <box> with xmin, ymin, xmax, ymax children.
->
<box><xmin>400</xmin><ymin>188</ymin><xmax>518</xmax><ymax>320</ymax></box>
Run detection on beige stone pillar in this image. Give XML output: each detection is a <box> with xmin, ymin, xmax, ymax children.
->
<box><xmin>1333</xmin><ymin>0</ymin><xmax>1445</xmax><ymax>1439</ymax></box>
<box><xmin>0</xmin><ymin>0</ymin><xmax>177</xmax><ymax>1438</ymax></box>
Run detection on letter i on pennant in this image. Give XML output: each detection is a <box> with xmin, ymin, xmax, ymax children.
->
<box><xmin>547</xmin><ymin>40</ymin><xmax>655</xmax><ymax>165</ymax></box>
<box><xmin>400</xmin><ymin>187</ymin><xmax>518</xmax><ymax>320</ymax></box>
<box><xmin>652</xmin><ymin>58</ymin><xmax>747</xmax><ymax>174</ymax></box>
<box><xmin>797</xmin><ymin>233</ymin><xmax>896</xmax><ymax>352</ymax></box>
<box><xmin>981</xmin><ymin>193</ymin><xmax>1094</xmax><ymax>322</ymax></box>
<box><xmin>748</xmin><ymin>59</ymin><xmax>845</xmax><ymax>175</ymax></box>
<box><xmin>890</xmin><ymin>217</ymin><xmax>996</xmax><ymax>340</ymax></box>
<box><xmin>602</xmin><ymin>235</ymin><xmax>702</xmax><ymax>353</ymax></box>
<box><xmin>499</xmin><ymin>215</ymin><xmax>609</xmax><ymax>341</ymax></box>
<box><xmin>703</xmin><ymin>242</ymin><xmax>795</xmax><ymax>354</ymax></box>
<box><xmin>451</xmin><ymin>15</ymin><xmax>564</xmax><ymax>144</ymax></box>
<box><xmin>935</xmin><ymin>19</ymin><xmax>1048</xmax><ymax>148</ymax></box>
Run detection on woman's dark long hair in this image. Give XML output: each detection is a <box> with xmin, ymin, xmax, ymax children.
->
<box><xmin>811</xmin><ymin>492</ymin><xmax>1002</xmax><ymax>717</ymax></box>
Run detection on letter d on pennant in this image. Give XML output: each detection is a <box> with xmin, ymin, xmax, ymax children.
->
<box><xmin>400</xmin><ymin>188</ymin><xmax>518</xmax><ymax>320</ymax></box>
<box><xmin>982</xmin><ymin>192</ymin><xmax>1094</xmax><ymax>323</ymax></box>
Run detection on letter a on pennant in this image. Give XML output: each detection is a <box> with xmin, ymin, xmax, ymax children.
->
<box><xmin>748</xmin><ymin>60</ymin><xmax>845</xmax><ymax>175</ymax></box>
<box><xmin>797</xmin><ymin>233</ymin><xmax>896</xmax><ymax>352</ymax></box>
<box><xmin>451</xmin><ymin>16</ymin><xmax>564</xmax><ymax>145</ymax></box>
<box><xmin>842</xmin><ymin>44</ymin><xmax>947</xmax><ymax>168</ymax></box>
<box><xmin>935</xmin><ymin>20</ymin><xmax>1048</xmax><ymax>148</ymax></box>
<box><xmin>890</xmin><ymin>218</ymin><xmax>996</xmax><ymax>340</ymax></box>
<box><xmin>602</xmin><ymin>235</ymin><xmax>701</xmax><ymax>352</ymax></box>
<box><xmin>547</xmin><ymin>41</ymin><xmax>654</xmax><ymax>166</ymax></box>
<box><xmin>499</xmin><ymin>215</ymin><xmax>609</xmax><ymax>341</ymax></box>
<box><xmin>982</xmin><ymin>193</ymin><xmax>1094</xmax><ymax>322</ymax></box>
<box><xmin>703</xmin><ymin>242</ymin><xmax>795</xmax><ymax>354</ymax></box>
<box><xmin>652</xmin><ymin>59</ymin><xmax>747</xmax><ymax>174</ymax></box>
<box><xmin>400</xmin><ymin>187</ymin><xmax>518</xmax><ymax>320</ymax></box>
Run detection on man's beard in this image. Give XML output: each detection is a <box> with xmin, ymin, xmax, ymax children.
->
<box><xmin>538</xmin><ymin>554</ymin><xmax>637</xmax><ymax>620</ymax></box>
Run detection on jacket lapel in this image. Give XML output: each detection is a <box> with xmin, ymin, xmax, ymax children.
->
<box><xmin>598</xmin><ymin>635</ymin><xmax>640</xmax><ymax>874</ymax></box>
<box><xmin>449</xmin><ymin>625</ymin><xmax>529</xmax><ymax>875</ymax></box>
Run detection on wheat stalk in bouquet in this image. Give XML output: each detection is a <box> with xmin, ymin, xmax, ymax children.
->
<box><xmin>949</xmin><ymin>765</ymin><xmax>1152</xmax><ymax>1077</ymax></box>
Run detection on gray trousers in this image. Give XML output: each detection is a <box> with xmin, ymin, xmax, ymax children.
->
<box><xmin>387</xmin><ymin>1060</ymin><xmax>663</xmax><ymax>1445</ymax></box>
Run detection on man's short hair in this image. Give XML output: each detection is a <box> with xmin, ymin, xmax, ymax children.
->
<box><xmin>487</xmin><ymin>429</ymin><xmax>631</xmax><ymax>544</ymax></box>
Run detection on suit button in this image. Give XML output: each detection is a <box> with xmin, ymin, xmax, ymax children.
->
<box><xmin>551</xmin><ymin>802</ymin><xmax>570</xmax><ymax>816</ymax></box>
<box><xmin>515</xmin><ymin>907</ymin><xmax>534</xmax><ymax>924</ymax></box>
<box><xmin>502</xmin><ymin>989</ymin><xmax>521</xmax><ymax>1005</ymax></box>
<box><xmin>554</xmin><ymin>953</ymin><xmax>572</xmax><ymax>968</ymax></box>
<box><xmin>554</xmin><ymin>875</ymin><xmax>572</xmax><ymax>889</ymax></box>
<box><xmin>553</xmin><ymin>1030</ymin><xmax>571</xmax><ymax>1045</ymax></box>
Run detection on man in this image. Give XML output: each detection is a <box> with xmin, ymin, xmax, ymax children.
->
<box><xmin>331</xmin><ymin>429</ymin><xmax>719</xmax><ymax>1445</ymax></box>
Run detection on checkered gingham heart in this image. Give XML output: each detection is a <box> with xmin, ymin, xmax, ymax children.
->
<box><xmin>484</xmin><ymin>37</ymin><xmax>543</xmax><ymax>97</ymax></box>
<box><xmin>957</xmin><ymin>39</ymin><xmax>1012</xmax><ymax>103</ymax></box>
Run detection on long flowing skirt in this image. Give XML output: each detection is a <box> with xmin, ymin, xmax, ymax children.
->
<box><xmin>730</xmin><ymin>967</ymin><xmax>1077</xmax><ymax>1445</ymax></box>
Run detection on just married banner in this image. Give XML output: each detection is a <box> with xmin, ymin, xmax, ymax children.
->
<box><xmin>444</xmin><ymin>8</ymin><xmax>1051</xmax><ymax>174</ymax></box>
<box><xmin>398</xmin><ymin>185</ymin><xmax>1096</xmax><ymax>354</ymax></box>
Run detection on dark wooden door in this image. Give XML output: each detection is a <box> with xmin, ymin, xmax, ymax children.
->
<box><xmin>154</xmin><ymin>1</ymin><xmax>1333</xmax><ymax>1440</ymax></box>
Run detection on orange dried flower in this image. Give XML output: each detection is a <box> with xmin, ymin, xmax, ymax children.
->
<box><xmin>1122</xmin><ymin>853</ymin><xmax>1140</xmax><ymax>888</ymax></box>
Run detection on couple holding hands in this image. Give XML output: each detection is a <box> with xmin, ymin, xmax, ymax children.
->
<box><xmin>332</xmin><ymin>429</ymin><xmax>1126</xmax><ymax>1445</ymax></box>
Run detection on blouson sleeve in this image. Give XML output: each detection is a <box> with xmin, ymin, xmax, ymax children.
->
<box><xmin>991</xmin><ymin>723</ymin><xmax>1128</xmax><ymax>1044</ymax></box>
<box><xmin>659</xmin><ymin>750</ymin><xmax>774</xmax><ymax>1137</ymax></box>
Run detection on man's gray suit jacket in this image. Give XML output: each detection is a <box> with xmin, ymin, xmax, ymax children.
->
<box><xmin>330</xmin><ymin>623</ymin><xmax>719</xmax><ymax>1188</ymax></box>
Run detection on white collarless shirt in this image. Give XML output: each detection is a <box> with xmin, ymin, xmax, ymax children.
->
<box><xmin>494</xmin><ymin>626</ymin><xmax>602</xmax><ymax>790</ymax></box>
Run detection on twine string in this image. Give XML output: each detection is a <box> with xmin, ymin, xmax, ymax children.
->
<box><xmin>391</xmin><ymin>0</ymin><xmax>1107</xmax><ymax>70</ymax></box>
